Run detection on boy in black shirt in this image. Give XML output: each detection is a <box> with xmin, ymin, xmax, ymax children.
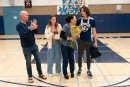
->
<box><xmin>76</xmin><ymin>6</ymin><xmax>98</xmax><ymax>79</ymax></box>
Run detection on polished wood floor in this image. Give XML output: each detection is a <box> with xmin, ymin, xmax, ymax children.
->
<box><xmin>0</xmin><ymin>33</ymin><xmax>130</xmax><ymax>87</ymax></box>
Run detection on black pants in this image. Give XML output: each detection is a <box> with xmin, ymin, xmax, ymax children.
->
<box><xmin>61</xmin><ymin>44</ymin><xmax>74</xmax><ymax>76</ymax></box>
<box><xmin>78</xmin><ymin>39</ymin><xmax>92</xmax><ymax>70</ymax></box>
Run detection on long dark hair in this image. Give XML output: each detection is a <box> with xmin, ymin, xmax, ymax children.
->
<box><xmin>80</xmin><ymin>6</ymin><xmax>91</xmax><ymax>17</ymax></box>
<box><xmin>65</xmin><ymin>15</ymin><xmax>75</xmax><ymax>23</ymax></box>
<box><xmin>47</xmin><ymin>15</ymin><xmax>58</xmax><ymax>29</ymax></box>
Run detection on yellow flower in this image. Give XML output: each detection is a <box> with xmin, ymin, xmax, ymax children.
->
<box><xmin>69</xmin><ymin>26</ymin><xmax>81</xmax><ymax>48</ymax></box>
<box><xmin>71</xmin><ymin>26</ymin><xmax>81</xmax><ymax>37</ymax></box>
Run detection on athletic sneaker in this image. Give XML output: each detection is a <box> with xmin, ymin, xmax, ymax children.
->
<box><xmin>55</xmin><ymin>73</ymin><xmax>60</xmax><ymax>76</ymax></box>
<box><xmin>48</xmin><ymin>74</ymin><xmax>53</xmax><ymax>77</ymax></box>
<box><xmin>87</xmin><ymin>71</ymin><xmax>93</xmax><ymax>79</ymax></box>
<box><xmin>77</xmin><ymin>69</ymin><xmax>82</xmax><ymax>76</ymax></box>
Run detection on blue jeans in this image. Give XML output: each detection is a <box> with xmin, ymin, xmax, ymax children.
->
<box><xmin>47</xmin><ymin>40</ymin><xmax>61</xmax><ymax>74</ymax></box>
<box><xmin>61</xmin><ymin>44</ymin><xmax>75</xmax><ymax>76</ymax></box>
<box><xmin>22</xmin><ymin>44</ymin><xmax>42</xmax><ymax>77</ymax></box>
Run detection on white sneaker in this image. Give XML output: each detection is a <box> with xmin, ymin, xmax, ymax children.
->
<box><xmin>55</xmin><ymin>73</ymin><xmax>59</xmax><ymax>76</ymax></box>
<box><xmin>55</xmin><ymin>73</ymin><xmax>61</xmax><ymax>76</ymax></box>
<box><xmin>48</xmin><ymin>74</ymin><xmax>53</xmax><ymax>77</ymax></box>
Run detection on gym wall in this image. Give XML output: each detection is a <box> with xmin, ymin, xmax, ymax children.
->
<box><xmin>23</xmin><ymin>6</ymin><xmax>57</xmax><ymax>15</ymax></box>
<box><xmin>0</xmin><ymin>7</ymin><xmax>4</xmax><ymax>34</ymax></box>
<box><xmin>0</xmin><ymin>7</ymin><xmax>3</xmax><ymax>15</ymax></box>
<box><xmin>89</xmin><ymin>4</ymin><xmax>130</xmax><ymax>14</ymax></box>
<box><xmin>0</xmin><ymin>0</ymin><xmax>130</xmax><ymax>34</ymax></box>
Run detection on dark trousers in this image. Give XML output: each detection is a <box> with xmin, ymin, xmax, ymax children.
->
<box><xmin>61</xmin><ymin>45</ymin><xmax>74</xmax><ymax>76</ymax></box>
<box><xmin>78</xmin><ymin>39</ymin><xmax>92</xmax><ymax>70</ymax></box>
<box><xmin>22</xmin><ymin>44</ymin><xmax>42</xmax><ymax>77</ymax></box>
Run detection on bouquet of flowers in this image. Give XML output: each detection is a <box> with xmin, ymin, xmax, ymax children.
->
<box><xmin>70</xmin><ymin>25</ymin><xmax>81</xmax><ymax>48</ymax></box>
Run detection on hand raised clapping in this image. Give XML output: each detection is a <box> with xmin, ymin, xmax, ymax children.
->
<box><xmin>30</xmin><ymin>19</ymin><xmax>38</xmax><ymax>31</ymax></box>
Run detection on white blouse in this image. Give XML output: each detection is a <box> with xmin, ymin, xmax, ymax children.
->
<box><xmin>45</xmin><ymin>24</ymin><xmax>62</xmax><ymax>49</ymax></box>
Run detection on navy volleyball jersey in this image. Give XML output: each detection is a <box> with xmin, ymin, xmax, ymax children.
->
<box><xmin>76</xmin><ymin>17</ymin><xmax>96</xmax><ymax>41</ymax></box>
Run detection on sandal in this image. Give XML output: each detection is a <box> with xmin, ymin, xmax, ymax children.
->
<box><xmin>39</xmin><ymin>75</ymin><xmax>47</xmax><ymax>80</ymax></box>
<box><xmin>28</xmin><ymin>77</ymin><xmax>34</xmax><ymax>83</ymax></box>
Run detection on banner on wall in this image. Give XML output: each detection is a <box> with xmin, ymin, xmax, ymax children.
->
<box><xmin>57</xmin><ymin>0</ymin><xmax>84</xmax><ymax>15</ymax></box>
<box><xmin>24</xmin><ymin>0</ymin><xmax>32</xmax><ymax>8</ymax></box>
<box><xmin>56</xmin><ymin>0</ymin><xmax>130</xmax><ymax>15</ymax></box>
<box><xmin>0</xmin><ymin>0</ymin><xmax>130</xmax><ymax>6</ymax></box>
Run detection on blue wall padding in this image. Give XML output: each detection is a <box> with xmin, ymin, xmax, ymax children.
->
<box><xmin>2</xmin><ymin>6</ymin><xmax>23</xmax><ymax>35</ymax></box>
<box><xmin>29</xmin><ymin>15</ymin><xmax>80</xmax><ymax>34</ymax></box>
<box><xmin>92</xmin><ymin>14</ymin><xmax>130</xmax><ymax>33</ymax></box>
<box><xmin>29</xmin><ymin>14</ymin><xmax>130</xmax><ymax>33</ymax></box>
<box><xmin>0</xmin><ymin>16</ymin><xmax>5</xmax><ymax>34</ymax></box>
<box><xmin>1</xmin><ymin>14</ymin><xmax>130</xmax><ymax>34</ymax></box>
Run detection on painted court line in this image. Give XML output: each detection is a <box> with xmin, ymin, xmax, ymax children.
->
<box><xmin>74</xmin><ymin>54</ymin><xmax>80</xmax><ymax>87</ymax></box>
<box><xmin>59</xmin><ymin>57</ymin><xmax>62</xmax><ymax>86</ymax></box>
<box><xmin>82</xmin><ymin>59</ymin><xmax>93</xmax><ymax>87</ymax></box>
<box><xmin>75</xmin><ymin>40</ymin><xmax>92</xmax><ymax>87</ymax></box>
<box><xmin>0</xmin><ymin>47</ymin><xmax>21</xmax><ymax>62</ymax></box>
<box><xmin>102</xmin><ymin>77</ymin><xmax>130</xmax><ymax>87</ymax></box>
<box><xmin>93</xmin><ymin>58</ymin><xmax>110</xmax><ymax>85</ymax></box>
<box><xmin>74</xmin><ymin>50</ymin><xmax>121</xmax><ymax>53</ymax></box>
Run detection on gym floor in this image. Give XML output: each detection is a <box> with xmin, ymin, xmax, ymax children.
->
<box><xmin>0</xmin><ymin>33</ymin><xmax>130</xmax><ymax>87</ymax></box>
